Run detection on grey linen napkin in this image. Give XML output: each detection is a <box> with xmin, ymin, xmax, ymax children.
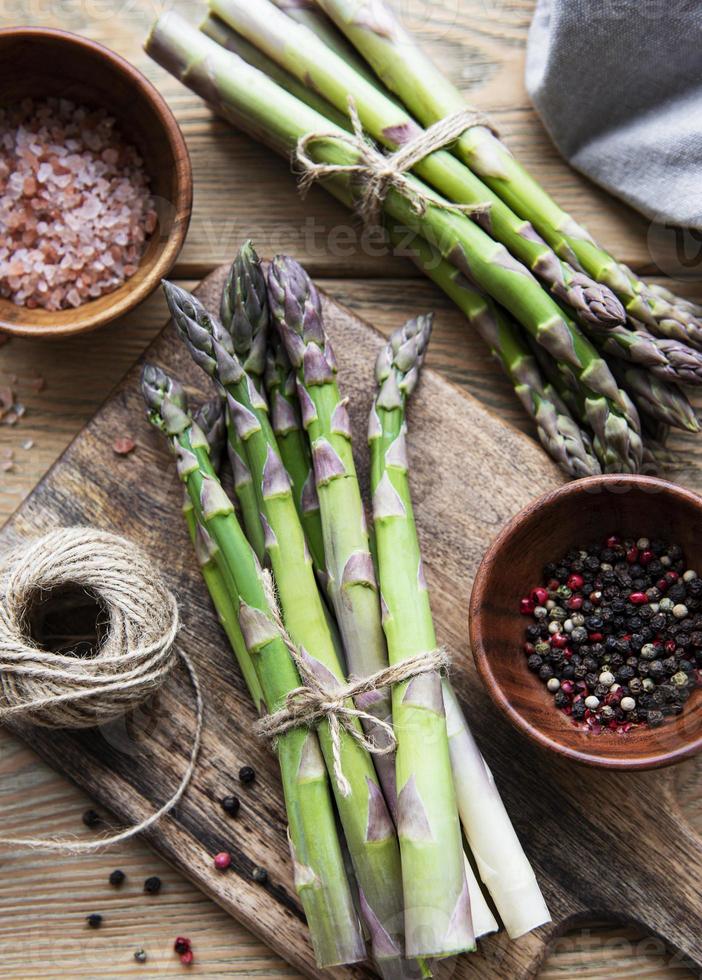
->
<box><xmin>525</xmin><ymin>0</ymin><xmax>702</xmax><ymax>229</ymax></box>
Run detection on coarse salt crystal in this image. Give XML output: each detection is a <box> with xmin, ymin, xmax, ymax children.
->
<box><xmin>0</xmin><ymin>97</ymin><xmax>155</xmax><ymax>312</ymax></box>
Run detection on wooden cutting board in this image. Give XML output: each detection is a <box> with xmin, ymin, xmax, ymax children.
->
<box><xmin>2</xmin><ymin>266</ymin><xmax>701</xmax><ymax>980</ymax></box>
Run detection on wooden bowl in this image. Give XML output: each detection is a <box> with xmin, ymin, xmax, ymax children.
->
<box><xmin>470</xmin><ymin>474</ymin><xmax>702</xmax><ymax>769</ymax></box>
<box><xmin>0</xmin><ymin>28</ymin><xmax>192</xmax><ymax>339</ymax></box>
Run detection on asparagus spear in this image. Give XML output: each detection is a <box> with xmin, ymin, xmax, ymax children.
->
<box><xmin>367</xmin><ymin>311</ymin><xmax>474</xmax><ymax>956</ymax></box>
<box><xmin>216</xmin><ymin>242</ymin><xmax>269</xmax><ymax>561</ymax></box>
<box><xmin>193</xmin><ymin>397</ymin><xmax>227</xmax><ymax>469</ymax></box>
<box><xmin>317</xmin><ymin>0</ymin><xmax>702</xmax><ymax>344</ymax></box>
<box><xmin>579</xmin><ymin>320</ymin><xmax>702</xmax><ymax>387</ymax></box>
<box><xmin>610</xmin><ymin>361</ymin><xmax>701</xmax><ymax>433</ymax></box>
<box><xmin>264</xmin><ymin>330</ymin><xmax>327</xmax><ymax>577</ymax></box>
<box><xmin>161</xmin><ymin>282</ymin><xmax>409</xmax><ymax>970</ymax></box>
<box><xmin>220</xmin><ymin>239</ymin><xmax>269</xmax><ymax>379</ymax></box>
<box><xmin>368</xmin><ymin>320</ymin><xmax>551</xmax><ymax>939</ymax></box>
<box><xmin>209</xmin><ymin>0</ymin><xmax>624</xmax><ymax>331</ymax></box>
<box><xmin>145</xmin><ymin>15</ymin><xmax>641</xmax><ymax>471</ymax></box>
<box><xmin>141</xmin><ymin>365</ymin><xmax>365</xmax><ymax>969</ymax></box>
<box><xmin>392</xmin><ymin>228</ymin><xmax>601</xmax><ymax>478</ymax></box>
<box><xmin>527</xmin><ymin>338</ymin><xmax>643</xmax><ymax>472</ymax></box>
<box><xmin>267</xmin><ymin>255</ymin><xmax>399</xmax><ymax>823</ymax></box>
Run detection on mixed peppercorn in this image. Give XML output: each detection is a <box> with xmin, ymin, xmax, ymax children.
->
<box><xmin>521</xmin><ymin>535</ymin><xmax>702</xmax><ymax>732</ymax></box>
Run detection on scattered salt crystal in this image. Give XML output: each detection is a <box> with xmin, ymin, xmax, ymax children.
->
<box><xmin>22</xmin><ymin>439</ymin><xmax>34</xmax><ymax>450</ymax></box>
<box><xmin>0</xmin><ymin>97</ymin><xmax>155</xmax><ymax>312</ymax></box>
<box><xmin>113</xmin><ymin>436</ymin><xmax>136</xmax><ymax>456</ymax></box>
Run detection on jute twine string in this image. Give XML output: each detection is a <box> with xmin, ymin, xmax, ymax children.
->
<box><xmin>0</xmin><ymin>527</ymin><xmax>202</xmax><ymax>853</ymax></box>
<box><xmin>256</xmin><ymin>571</ymin><xmax>450</xmax><ymax>797</ymax></box>
<box><xmin>296</xmin><ymin>98</ymin><xmax>498</xmax><ymax>227</ymax></box>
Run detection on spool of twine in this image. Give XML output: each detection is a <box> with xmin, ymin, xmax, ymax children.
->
<box><xmin>0</xmin><ymin>527</ymin><xmax>202</xmax><ymax>852</ymax></box>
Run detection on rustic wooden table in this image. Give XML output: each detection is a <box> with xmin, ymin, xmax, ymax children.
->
<box><xmin>1</xmin><ymin>1</ymin><xmax>700</xmax><ymax>977</ymax></box>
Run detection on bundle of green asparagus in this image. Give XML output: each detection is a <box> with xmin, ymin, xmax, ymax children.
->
<box><xmin>145</xmin><ymin>0</ymin><xmax>702</xmax><ymax>477</ymax></box>
<box><xmin>142</xmin><ymin>241</ymin><xmax>550</xmax><ymax>972</ymax></box>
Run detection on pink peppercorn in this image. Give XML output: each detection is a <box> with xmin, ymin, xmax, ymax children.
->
<box><xmin>550</xmin><ymin>633</ymin><xmax>568</xmax><ymax>648</ymax></box>
<box><xmin>640</xmin><ymin>549</ymin><xmax>654</xmax><ymax>565</ymax></box>
<box><xmin>626</xmin><ymin>546</ymin><xmax>639</xmax><ymax>564</ymax></box>
<box><xmin>606</xmin><ymin>535</ymin><xmax>620</xmax><ymax>548</ymax></box>
<box><xmin>519</xmin><ymin>597</ymin><xmax>535</xmax><ymax>615</ymax></box>
<box><xmin>567</xmin><ymin>573</ymin><xmax>584</xmax><ymax>590</ymax></box>
<box><xmin>566</xmin><ymin>595</ymin><xmax>583</xmax><ymax>610</ymax></box>
<box><xmin>530</xmin><ymin>587</ymin><xmax>549</xmax><ymax>605</ymax></box>
<box><xmin>629</xmin><ymin>592</ymin><xmax>648</xmax><ymax>605</ymax></box>
<box><xmin>214</xmin><ymin>852</ymin><xmax>231</xmax><ymax>871</ymax></box>
<box><xmin>180</xmin><ymin>950</ymin><xmax>194</xmax><ymax>966</ymax></box>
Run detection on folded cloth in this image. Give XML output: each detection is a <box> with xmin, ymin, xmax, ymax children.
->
<box><xmin>526</xmin><ymin>0</ymin><xmax>702</xmax><ymax>229</ymax></box>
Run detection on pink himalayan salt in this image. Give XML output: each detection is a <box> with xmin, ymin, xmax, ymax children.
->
<box><xmin>0</xmin><ymin>97</ymin><xmax>158</xmax><ymax>312</ymax></box>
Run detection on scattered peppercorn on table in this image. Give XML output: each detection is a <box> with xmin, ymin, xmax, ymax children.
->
<box><xmin>1</xmin><ymin>0</ymin><xmax>702</xmax><ymax>976</ymax></box>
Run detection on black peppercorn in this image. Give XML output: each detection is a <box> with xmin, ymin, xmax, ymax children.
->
<box><xmin>648</xmin><ymin>709</ymin><xmax>664</xmax><ymax>727</ymax></box>
<box><xmin>239</xmin><ymin>766</ymin><xmax>256</xmax><ymax>784</ymax></box>
<box><xmin>82</xmin><ymin>809</ymin><xmax>101</xmax><ymax>828</ymax></box>
<box><xmin>572</xmin><ymin>700</ymin><xmax>587</xmax><ymax>720</ymax></box>
<box><xmin>144</xmin><ymin>876</ymin><xmax>162</xmax><ymax>894</ymax></box>
<box><xmin>252</xmin><ymin>866</ymin><xmax>268</xmax><ymax>883</ymax></box>
<box><xmin>527</xmin><ymin>654</ymin><xmax>543</xmax><ymax>671</ymax></box>
<box><xmin>221</xmin><ymin>795</ymin><xmax>240</xmax><ymax>816</ymax></box>
<box><xmin>109</xmin><ymin>869</ymin><xmax>125</xmax><ymax>887</ymax></box>
<box><xmin>87</xmin><ymin>913</ymin><xmax>103</xmax><ymax>929</ymax></box>
<box><xmin>554</xmin><ymin>691</ymin><xmax>570</xmax><ymax>709</ymax></box>
<box><xmin>538</xmin><ymin>664</ymin><xmax>554</xmax><ymax>681</ymax></box>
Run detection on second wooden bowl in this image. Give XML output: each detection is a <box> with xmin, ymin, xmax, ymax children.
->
<box><xmin>470</xmin><ymin>474</ymin><xmax>702</xmax><ymax>769</ymax></box>
<box><xmin>0</xmin><ymin>28</ymin><xmax>192</xmax><ymax>339</ymax></box>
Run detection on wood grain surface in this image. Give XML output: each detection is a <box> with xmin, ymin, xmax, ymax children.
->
<box><xmin>1</xmin><ymin>0</ymin><xmax>702</xmax><ymax>977</ymax></box>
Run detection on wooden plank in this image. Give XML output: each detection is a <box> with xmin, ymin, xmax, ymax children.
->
<box><xmin>2</xmin><ymin>267</ymin><xmax>702</xmax><ymax>980</ymax></box>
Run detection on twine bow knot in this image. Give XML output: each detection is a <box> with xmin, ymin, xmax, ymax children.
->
<box><xmin>256</xmin><ymin>572</ymin><xmax>451</xmax><ymax>796</ymax></box>
<box><xmin>296</xmin><ymin>98</ymin><xmax>498</xmax><ymax>227</ymax></box>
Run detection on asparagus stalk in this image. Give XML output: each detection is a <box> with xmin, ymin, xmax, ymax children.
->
<box><xmin>271</xmin><ymin>0</ymin><xmax>377</xmax><ymax>81</ymax></box>
<box><xmin>141</xmin><ymin>365</ymin><xmax>365</xmax><ymax>968</ymax></box>
<box><xmin>367</xmin><ymin>311</ymin><xmax>474</xmax><ymax>957</ymax></box>
<box><xmin>202</xmin><ymin>14</ymin><xmax>352</xmax><ymax>131</ymax></box>
<box><xmin>264</xmin><ymin>330</ymin><xmax>327</xmax><ymax>577</ymax></box>
<box><xmin>161</xmin><ymin>282</ymin><xmax>409</xmax><ymax>970</ymax></box>
<box><xmin>267</xmin><ymin>256</ymin><xmax>399</xmax><ymax>823</ymax></box>
<box><xmin>442</xmin><ymin>685</ymin><xmax>551</xmax><ymax>938</ymax></box>
<box><xmin>391</xmin><ymin>228</ymin><xmax>601</xmax><ymax>478</ymax></box>
<box><xmin>209</xmin><ymin>0</ymin><xmax>624</xmax><ymax>332</ymax></box>
<box><xmin>610</xmin><ymin>361</ymin><xmax>701</xmax><ymax>433</ymax></box>
<box><xmin>317</xmin><ymin>0</ymin><xmax>702</xmax><ymax>344</ymax></box>
<box><xmin>145</xmin><ymin>16</ymin><xmax>642</xmax><ymax>472</ymax></box>
<box><xmin>185</xmin><ymin>400</ymin><xmax>267</xmax><ymax>710</ymax></box>
<box><xmin>183</xmin><ymin>497</ymin><xmax>266</xmax><ymax>712</ymax></box>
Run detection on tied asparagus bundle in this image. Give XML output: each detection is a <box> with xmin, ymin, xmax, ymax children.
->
<box><xmin>141</xmin><ymin>240</ymin><xmax>550</xmax><ymax>971</ymax></box>
<box><xmin>145</xmin><ymin>3</ymin><xmax>702</xmax><ymax>478</ymax></box>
